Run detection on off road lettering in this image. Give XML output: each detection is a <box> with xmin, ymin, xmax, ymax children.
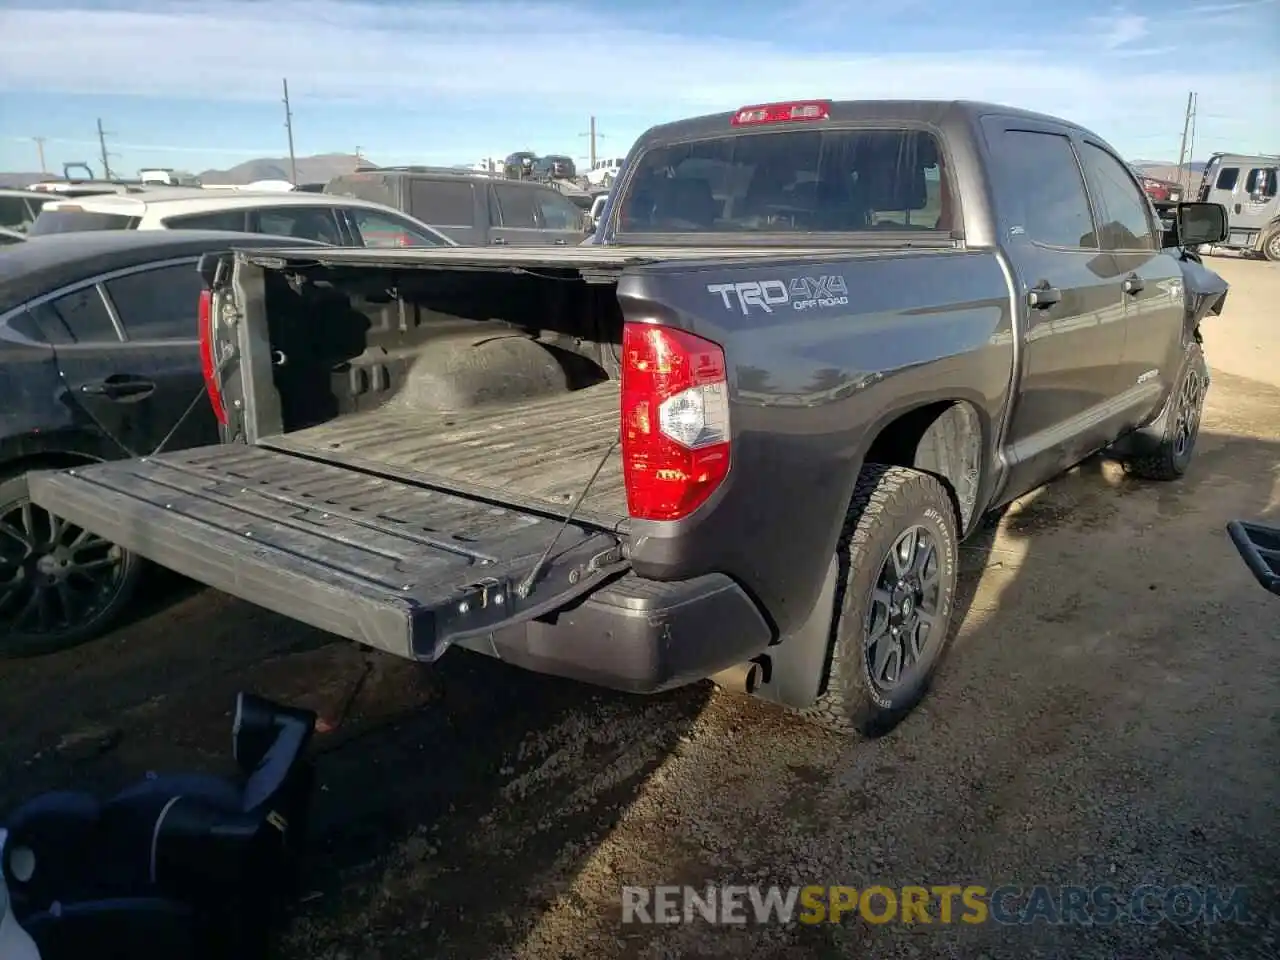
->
<box><xmin>707</xmin><ymin>276</ymin><xmax>849</xmax><ymax>314</ymax></box>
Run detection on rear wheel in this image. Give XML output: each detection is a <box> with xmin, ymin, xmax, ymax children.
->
<box><xmin>0</xmin><ymin>470</ymin><xmax>142</xmax><ymax>657</ymax></box>
<box><xmin>800</xmin><ymin>465</ymin><xmax>959</xmax><ymax>737</ymax></box>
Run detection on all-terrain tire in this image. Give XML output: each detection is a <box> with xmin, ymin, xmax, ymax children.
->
<box><xmin>1261</xmin><ymin>227</ymin><xmax>1280</xmax><ymax>263</ymax></box>
<box><xmin>0</xmin><ymin>469</ymin><xmax>143</xmax><ymax>658</ymax></box>
<box><xmin>799</xmin><ymin>465</ymin><xmax>960</xmax><ymax>737</ymax></box>
<box><xmin>1123</xmin><ymin>341</ymin><xmax>1208</xmax><ymax>482</ymax></box>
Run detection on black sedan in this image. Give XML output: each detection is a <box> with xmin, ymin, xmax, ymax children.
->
<box><xmin>0</xmin><ymin>230</ymin><xmax>323</xmax><ymax>655</ymax></box>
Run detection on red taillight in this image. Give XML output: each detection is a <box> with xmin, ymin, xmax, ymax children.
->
<box><xmin>198</xmin><ymin>288</ymin><xmax>228</xmax><ymax>426</ymax></box>
<box><xmin>731</xmin><ymin>100</ymin><xmax>830</xmax><ymax>126</ymax></box>
<box><xmin>621</xmin><ymin>323</ymin><xmax>731</xmax><ymax>522</ymax></box>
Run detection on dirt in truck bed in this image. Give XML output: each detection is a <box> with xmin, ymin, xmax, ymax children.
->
<box><xmin>1</xmin><ymin>373</ymin><xmax>1277</xmax><ymax>958</ymax></box>
<box><xmin>270</xmin><ymin>379</ymin><xmax>626</xmax><ymax>520</ymax></box>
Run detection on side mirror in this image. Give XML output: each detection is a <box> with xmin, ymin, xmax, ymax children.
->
<box><xmin>1176</xmin><ymin>202</ymin><xmax>1228</xmax><ymax>246</ymax></box>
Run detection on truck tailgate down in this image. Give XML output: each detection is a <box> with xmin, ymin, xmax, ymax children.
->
<box><xmin>27</xmin><ymin>446</ymin><xmax>628</xmax><ymax>660</ymax></box>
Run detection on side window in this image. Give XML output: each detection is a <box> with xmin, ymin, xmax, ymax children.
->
<box><xmin>1214</xmin><ymin>167</ymin><xmax>1239</xmax><ymax>191</ymax></box>
<box><xmin>409</xmin><ymin>180</ymin><xmax>476</xmax><ymax>227</ymax></box>
<box><xmin>103</xmin><ymin>263</ymin><xmax>206</xmax><ymax>340</ymax></box>
<box><xmin>533</xmin><ymin>190</ymin><xmax>583</xmax><ymax>230</ymax></box>
<box><xmin>163</xmin><ymin>210</ymin><xmax>248</xmax><ymax>231</ymax></box>
<box><xmin>492</xmin><ymin>185</ymin><xmax>539</xmax><ymax>228</ymax></box>
<box><xmin>0</xmin><ymin>197</ymin><xmax>32</xmax><ymax>232</ymax></box>
<box><xmin>253</xmin><ymin>206</ymin><xmax>344</xmax><ymax>244</ymax></box>
<box><xmin>1245</xmin><ymin>168</ymin><xmax>1278</xmax><ymax>199</ymax></box>
<box><xmin>996</xmin><ymin>130</ymin><xmax>1096</xmax><ymax>249</ymax></box>
<box><xmin>1079</xmin><ymin>143</ymin><xmax>1157</xmax><ymax>251</ymax></box>
<box><xmin>49</xmin><ymin>287</ymin><xmax>120</xmax><ymax>343</ymax></box>
<box><xmin>347</xmin><ymin>208</ymin><xmax>441</xmax><ymax>247</ymax></box>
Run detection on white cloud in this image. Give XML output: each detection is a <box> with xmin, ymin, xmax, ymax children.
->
<box><xmin>0</xmin><ymin>0</ymin><xmax>1275</xmax><ymax>157</ymax></box>
<box><xmin>1090</xmin><ymin>12</ymin><xmax>1150</xmax><ymax>48</ymax></box>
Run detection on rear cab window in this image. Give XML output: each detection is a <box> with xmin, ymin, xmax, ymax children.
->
<box><xmin>615</xmin><ymin>126</ymin><xmax>954</xmax><ymax>238</ymax></box>
<box><xmin>1215</xmin><ymin>167</ymin><xmax>1240</xmax><ymax>191</ymax></box>
<box><xmin>29</xmin><ymin>208</ymin><xmax>140</xmax><ymax>235</ymax></box>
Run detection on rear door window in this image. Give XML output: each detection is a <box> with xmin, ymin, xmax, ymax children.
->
<box><xmin>103</xmin><ymin>263</ymin><xmax>205</xmax><ymax>340</ymax></box>
<box><xmin>991</xmin><ymin>130</ymin><xmax>1096</xmax><ymax>249</ymax></box>
<box><xmin>492</xmin><ymin>185</ymin><xmax>540</xmax><ymax>228</ymax></box>
<box><xmin>1215</xmin><ymin>167</ymin><xmax>1240</xmax><ymax>191</ymax></box>
<box><xmin>251</xmin><ymin>206</ymin><xmax>345</xmax><ymax>243</ymax></box>
<box><xmin>29</xmin><ymin>210</ymin><xmax>139</xmax><ymax>235</ymax></box>
<box><xmin>532</xmin><ymin>189</ymin><xmax>584</xmax><ymax>230</ymax></box>
<box><xmin>49</xmin><ymin>287</ymin><xmax>121</xmax><ymax>342</ymax></box>
<box><xmin>346</xmin><ymin>208</ymin><xmax>444</xmax><ymax>247</ymax></box>
<box><xmin>409</xmin><ymin>180</ymin><xmax>476</xmax><ymax>227</ymax></box>
<box><xmin>163</xmin><ymin>210</ymin><xmax>249</xmax><ymax>231</ymax></box>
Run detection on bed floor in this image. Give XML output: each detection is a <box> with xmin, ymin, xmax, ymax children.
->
<box><xmin>265</xmin><ymin>381</ymin><xmax>627</xmax><ymax>521</ymax></box>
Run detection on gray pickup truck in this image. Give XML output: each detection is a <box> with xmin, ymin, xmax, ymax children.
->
<box><xmin>28</xmin><ymin>100</ymin><xmax>1231</xmax><ymax>736</ymax></box>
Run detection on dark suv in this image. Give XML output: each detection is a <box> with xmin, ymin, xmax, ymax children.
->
<box><xmin>323</xmin><ymin>169</ymin><xmax>587</xmax><ymax>246</ymax></box>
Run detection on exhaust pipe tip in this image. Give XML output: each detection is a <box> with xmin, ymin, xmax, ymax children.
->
<box><xmin>710</xmin><ymin>659</ymin><xmax>765</xmax><ymax>695</ymax></box>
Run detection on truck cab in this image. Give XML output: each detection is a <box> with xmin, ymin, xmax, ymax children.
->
<box><xmin>1196</xmin><ymin>152</ymin><xmax>1280</xmax><ymax>259</ymax></box>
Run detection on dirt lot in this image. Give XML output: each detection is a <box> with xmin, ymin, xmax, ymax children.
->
<box><xmin>2</xmin><ymin>259</ymin><xmax>1277</xmax><ymax>959</ymax></box>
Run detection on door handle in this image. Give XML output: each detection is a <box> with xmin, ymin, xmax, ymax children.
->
<box><xmin>491</xmin><ymin>237</ymin><xmax>508</xmax><ymax>245</ymax></box>
<box><xmin>1026</xmin><ymin>283</ymin><xmax>1062</xmax><ymax>310</ymax></box>
<box><xmin>1122</xmin><ymin>274</ymin><xmax>1145</xmax><ymax>295</ymax></box>
<box><xmin>80</xmin><ymin>375</ymin><xmax>155</xmax><ymax>400</ymax></box>
<box><xmin>1233</xmin><ymin>203</ymin><xmax>1241</xmax><ymax>214</ymax></box>
<box><xmin>554</xmin><ymin>239</ymin><xmax>567</xmax><ymax>245</ymax></box>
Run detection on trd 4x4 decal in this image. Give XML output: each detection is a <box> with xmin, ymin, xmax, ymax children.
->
<box><xmin>707</xmin><ymin>275</ymin><xmax>849</xmax><ymax>315</ymax></box>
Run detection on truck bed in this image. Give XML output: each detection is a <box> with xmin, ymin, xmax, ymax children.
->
<box><xmin>263</xmin><ymin>380</ymin><xmax>626</xmax><ymax>524</ymax></box>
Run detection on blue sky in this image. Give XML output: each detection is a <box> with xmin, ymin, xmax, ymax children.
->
<box><xmin>0</xmin><ymin>0</ymin><xmax>1276</xmax><ymax>176</ymax></box>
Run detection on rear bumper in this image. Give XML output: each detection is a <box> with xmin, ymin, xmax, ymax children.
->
<box><xmin>459</xmin><ymin>572</ymin><xmax>775</xmax><ymax>693</ymax></box>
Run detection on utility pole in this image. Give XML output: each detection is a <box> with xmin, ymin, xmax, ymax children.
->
<box><xmin>32</xmin><ymin>137</ymin><xmax>47</xmax><ymax>174</ymax></box>
<box><xmin>579</xmin><ymin>116</ymin><xmax>603</xmax><ymax>168</ymax></box>
<box><xmin>1185</xmin><ymin>93</ymin><xmax>1198</xmax><ymax>191</ymax></box>
<box><xmin>282</xmin><ymin>78</ymin><xmax>298</xmax><ymax>184</ymax></box>
<box><xmin>96</xmin><ymin>118</ymin><xmax>115</xmax><ymax>179</ymax></box>
<box><xmin>1175</xmin><ymin>91</ymin><xmax>1194</xmax><ymax>190</ymax></box>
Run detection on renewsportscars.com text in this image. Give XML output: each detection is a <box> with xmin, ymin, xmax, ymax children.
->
<box><xmin>621</xmin><ymin>884</ymin><xmax>1252</xmax><ymax>926</ymax></box>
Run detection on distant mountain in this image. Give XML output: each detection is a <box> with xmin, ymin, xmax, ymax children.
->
<box><xmin>0</xmin><ymin>172</ymin><xmax>47</xmax><ymax>189</ymax></box>
<box><xmin>196</xmin><ymin>153</ymin><xmax>363</xmax><ymax>186</ymax></box>
<box><xmin>1132</xmin><ymin>160</ymin><xmax>1208</xmax><ymax>184</ymax></box>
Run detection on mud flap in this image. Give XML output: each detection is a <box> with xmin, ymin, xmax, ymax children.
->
<box><xmin>27</xmin><ymin>446</ymin><xmax>628</xmax><ymax>661</ymax></box>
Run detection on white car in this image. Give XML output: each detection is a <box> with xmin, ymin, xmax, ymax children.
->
<box><xmin>583</xmin><ymin>157</ymin><xmax>626</xmax><ymax>188</ymax></box>
<box><xmin>28</xmin><ymin>188</ymin><xmax>455</xmax><ymax>247</ymax></box>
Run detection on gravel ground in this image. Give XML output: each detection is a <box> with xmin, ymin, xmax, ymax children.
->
<box><xmin>1</xmin><ymin>261</ymin><xmax>1276</xmax><ymax>960</ymax></box>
